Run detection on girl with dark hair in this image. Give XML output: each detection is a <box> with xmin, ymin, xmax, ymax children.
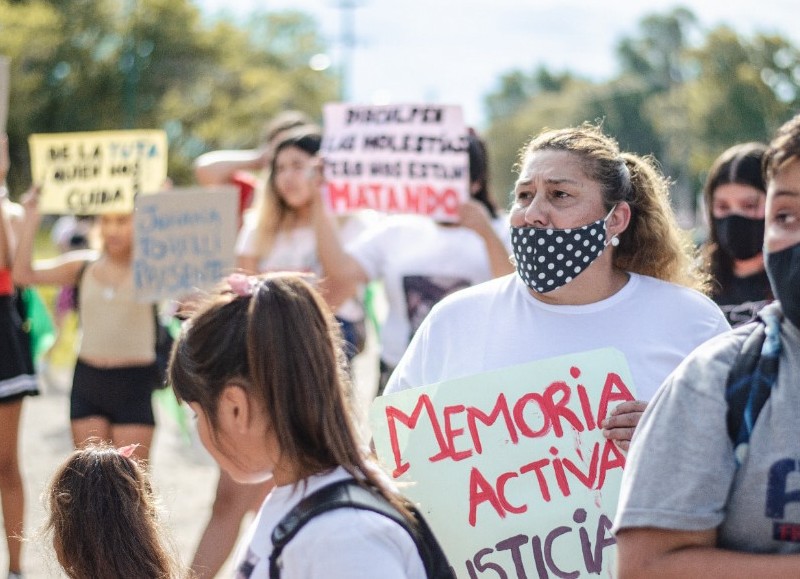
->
<box><xmin>45</xmin><ymin>444</ymin><xmax>183</xmax><ymax>579</ymax></box>
<box><xmin>702</xmin><ymin>142</ymin><xmax>773</xmax><ymax>326</ymax></box>
<box><xmin>201</xmin><ymin>129</ymin><xmax>375</xmax><ymax>578</ymax></box>
<box><xmin>169</xmin><ymin>273</ymin><xmax>434</xmax><ymax>578</ymax></box>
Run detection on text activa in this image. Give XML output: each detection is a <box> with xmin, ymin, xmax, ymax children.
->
<box><xmin>327</xmin><ymin>181</ymin><xmax>460</xmax><ymax>216</ymax></box>
<box><xmin>466</xmin><ymin>439</ymin><xmax>625</xmax><ymax>526</ymax></box>
<box><xmin>464</xmin><ymin>508</ymin><xmax>615</xmax><ymax>579</ymax></box>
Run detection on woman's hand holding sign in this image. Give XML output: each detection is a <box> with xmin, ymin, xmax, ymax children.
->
<box><xmin>601</xmin><ymin>400</ymin><xmax>648</xmax><ymax>451</ymax></box>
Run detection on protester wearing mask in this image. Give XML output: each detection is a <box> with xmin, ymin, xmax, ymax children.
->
<box><xmin>614</xmin><ymin>113</ymin><xmax>800</xmax><ymax>578</ymax></box>
<box><xmin>702</xmin><ymin>143</ymin><xmax>773</xmax><ymax>326</ymax></box>
<box><xmin>383</xmin><ymin>123</ymin><xmax>729</xmax><ymax>450</ymax></box>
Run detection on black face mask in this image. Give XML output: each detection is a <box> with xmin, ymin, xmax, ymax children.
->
<box><xmin>714</xmin><ymin>215</ymin><xmax>765</xmax><ymax>260</ymax></box>
<box><xmin>766</xmin><ymin>240</ymin><xmax>800</xmax><ymax>329</ymax></box>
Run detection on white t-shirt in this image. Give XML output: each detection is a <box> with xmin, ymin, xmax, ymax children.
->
<box><xmin>236</xmin><ymin>213</ymin><xmax>377</xmax><ymax>322</ymax></box>
<box><xmin>385</xmin><ymin>273</ymin><xmax>731</xmax><ymax>401</ymax></box>
<box><xmin>233</xmin><ymin>467</ymin><xmax>426</xmax><ymax>579</ymax></box>
<box><xmin>347</xmin><ymin>213</ymin><xmax>512</xmax><ymax>367</ymax></box>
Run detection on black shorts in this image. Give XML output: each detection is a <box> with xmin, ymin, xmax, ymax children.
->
<box><xmin>0</xmin><ymin>294</ymin><xmax>38</xmax><ymax>403</ymax></box>
<box><xmin>71</xmin><ymin>360</ymin><xmax>158</xmax><ymax>425</ymax></box>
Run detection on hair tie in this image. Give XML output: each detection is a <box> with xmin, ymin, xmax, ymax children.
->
<box><xmin>117</xmin><ymin>444</ymin><xmax>138</xmax><ymax>458</ymax></box>
<box><xmin>228</xmin><ymin>273</ymin><xmax>254</xmax><ymax>297</ymax></box>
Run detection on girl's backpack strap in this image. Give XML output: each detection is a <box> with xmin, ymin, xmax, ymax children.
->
<box><xmin>269</xmin><ymin>478</ymin><xmax>454</xmax><ymax>579</ymax></box>
<box><xmin>725</xmin><ymin>308</ymin><xmax>782</xmax><ymax>464</ymax></box>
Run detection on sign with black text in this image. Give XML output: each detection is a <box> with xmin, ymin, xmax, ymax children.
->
<box><xmin>29</xmin><ymin>130</ymin><xmax>168</xmax><ymax>214</ymax></box>
<box><xmin>321</xmin><ymin>103</ymin><xmax>469</xmax><ymax>221</ymax></box>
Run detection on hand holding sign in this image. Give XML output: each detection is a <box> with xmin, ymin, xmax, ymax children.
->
<box><xmin>601</xmin><ymin>399</ymin><xmax>648</xmax><ymax>451</ymax></box>
<box><xmin>457</xmin><ymin>199</ymin><xmax>495</xmax><ymax>238</ymax></box>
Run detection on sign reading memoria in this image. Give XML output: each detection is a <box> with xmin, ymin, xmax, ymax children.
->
<box><xmin>321</xmin><ymin>103</ymin><xmax>469</xmax><ymax>221</ymax></box>
<box><xmin>370</xmin><ymin>348</ymin><xmax>637</xmax><ymax>578</ymax></box>
<box><xmin>29</xmin><ymin>130</ymin><xmax>168</xmax><ymax>215</ymax></box>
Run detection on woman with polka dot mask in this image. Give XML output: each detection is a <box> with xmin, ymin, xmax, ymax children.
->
<box><xmin>384</xmin><ymin>123</ymin><xmax>730</xmax><ymax>451</ymax></box>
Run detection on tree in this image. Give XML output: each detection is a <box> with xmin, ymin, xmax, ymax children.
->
<box><xmin>482</xmin><ymin>7</ymin><xmax>800</xmax><ymax>225</ymax></box>
<box><xmin>0</xmin><ymin>0</ymin><xmax>338</xmax><ymax>193</ymax></box>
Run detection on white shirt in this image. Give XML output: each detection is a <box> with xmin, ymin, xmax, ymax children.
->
<box><xmin>385</xmin><ymin>273</ymin><xmax>730</xmax><ymax>401</ymax></box>
<box><xmin>348</xmin><ymin>213</ymin><xmax>511</xmax><ymax>366</ymax></box>
<box><xmin>233</xmin><ymin>467</ymin><xmax>426</xmax><ymax>579</ymax></box>
<box><xmin>235</xmin><ymin>213</ymin><xmax>378</xmax><ymax>322</ymax></box>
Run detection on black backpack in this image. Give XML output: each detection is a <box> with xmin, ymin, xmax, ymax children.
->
<box><xmin>725</xmin><ymin>308</ymin><xmax>783</xmax><ymax>462</ymax></box>
<box><xmin>268</xmin><ymin>479</ymin><xmax>455</xmax><ymax>579</ymax></box>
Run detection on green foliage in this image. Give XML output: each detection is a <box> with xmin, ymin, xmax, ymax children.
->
<box><xmin>0</xmin><ymin>0</ymin><xmax>337</xmax><ymax>194</ymax></box>
<box><xmin>483</xmin><ymin>7</ymin><xmax>800</xmax><ymax>222</ymax></box>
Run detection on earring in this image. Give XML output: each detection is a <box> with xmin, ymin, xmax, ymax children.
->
<box><xmin>610</xmin><ymin>235</ymin><xmax>620</xmax><ymax>247</ymax></box>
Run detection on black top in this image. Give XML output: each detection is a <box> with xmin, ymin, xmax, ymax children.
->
<box><xmin>714</xmin><ymin>270</ymin><xmax>773</xmax><ymax>328</ymax></box>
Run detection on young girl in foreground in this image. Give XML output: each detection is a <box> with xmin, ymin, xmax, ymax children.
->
<box><xmin>168</xmin><ymin>273</ymin><xmax>430</xmax><ymax>578</ymax></box>
<box><xmin>45</xmin><ymin>444</ymin><xmax>183</xmax><ymax>579</ymax></box>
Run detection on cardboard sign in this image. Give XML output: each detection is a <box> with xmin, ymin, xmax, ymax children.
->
<box><xmin>29</xmin><ymin>130</ymin><xmax>168</xmax><ymax>215</ymax></box>
<box><xmin>132</xmin><ymin>187</ymin><xmax>238</xmax><ymax>302</ymax></box>
<box><xmin>321</xmin><ymin>103</ymin><xmax>469</xmax><ymax>221</ymax></box>
<box><xmin>370</xmin><ymin>348</ymin><xmax>636</xmax><ymax>578</ymax></box>
<box><xmin>0</xmin><ymin>56</ymin><xmax>9</xmax><ymax>134</ymax></box>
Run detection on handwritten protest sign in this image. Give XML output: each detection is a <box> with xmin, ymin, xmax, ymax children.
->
<box><xmin>0</xmin><ymin>56</ymin><xmax>9</xmax><ymax>133</ymax></box>
<box><xmin>132</xmin><ymin>187</ymin><xmax>237</xmax><ymax>302</ymax></box>
<box><xmin>321</xmin><ymin>103</ymin><xmax>469</xmax><ymax>221</ymax></box>
<box><xmin>370</xmin><ymin>348</ymin><xmax>636</xmax><ymax>579</ymax></box>
<box><xmin>29</xmin><ymin>130</ymin><xmax>168</xmax><ymax>215</ymax></box>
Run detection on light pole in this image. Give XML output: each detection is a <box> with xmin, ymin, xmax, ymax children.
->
<box><xmin>334</xmin><ymin>0</ymin><xmax>363</xmax><ymax>102</ymax></box>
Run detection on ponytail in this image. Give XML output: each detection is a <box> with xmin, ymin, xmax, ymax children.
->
<box><xmin>613</xmin><ymin>154</ymin><xmax>710</xmax><ymax>293</ymax></box>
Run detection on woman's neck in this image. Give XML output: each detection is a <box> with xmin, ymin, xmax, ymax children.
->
<box><xmin>103</xmin><ymin>250</ymin><xmax>131</xmax><ymax>266</ymax></box>
<box><xmin>280</xmin><ymin>207</ymin><xmax>311</xmax><ymax>230</ymax></box>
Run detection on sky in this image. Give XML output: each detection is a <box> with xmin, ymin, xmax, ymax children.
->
<box><xmin>194</xmin><ymin>0</ymin><xmax>800</xmax><ymax>128</ymax></box>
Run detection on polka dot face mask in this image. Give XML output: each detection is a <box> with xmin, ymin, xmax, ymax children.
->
<box><xmin>511</xmin><ymin>207</ymin><xmax>615</xmax><ymax>293</ymax></box>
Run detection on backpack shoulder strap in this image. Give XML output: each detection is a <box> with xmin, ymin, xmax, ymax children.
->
<box><xmin>269</xmin><ymin>478</ymin><xmax>453</xmax><ymax>579</ymax></box>
<box><xmin>725</xmin><ymin>309</ymin><xmax>782</xmax><ymax>462</ymax></box>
